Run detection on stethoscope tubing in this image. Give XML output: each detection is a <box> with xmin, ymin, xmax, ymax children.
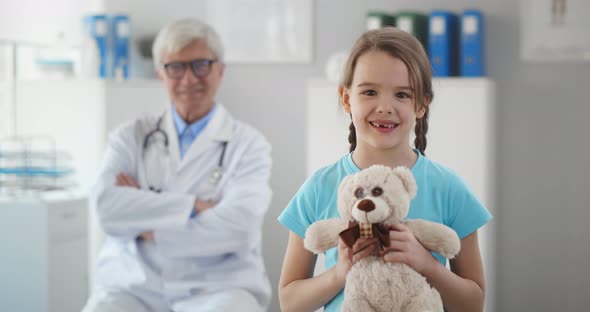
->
<box><xmin>142</xmin><ymin>113</ymin><xmax>228</xmax><ymax>192</ymax></box>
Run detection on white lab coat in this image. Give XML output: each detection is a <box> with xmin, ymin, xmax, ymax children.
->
<box><xmin>89</xmin><ymin>104</ymin><xmax>272</xmax><ymax>310</ymax></box>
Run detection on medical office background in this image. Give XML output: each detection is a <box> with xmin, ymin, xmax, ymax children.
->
<box><xmin>1</xmin><ymin>0</ymin><xmax>589</xmax><ymax>311</ymax></box>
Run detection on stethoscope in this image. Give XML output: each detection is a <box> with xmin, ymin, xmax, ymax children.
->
<box><xmin>142</xmin><ymin>114</ymin><xmax>228</xmax><ymax>193</ymax></box>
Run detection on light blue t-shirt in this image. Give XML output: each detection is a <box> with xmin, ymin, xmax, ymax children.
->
<box><xmin>278</xmin><ymin>151</ymin><xmax>492</xmax><ymax>312</ymax></box>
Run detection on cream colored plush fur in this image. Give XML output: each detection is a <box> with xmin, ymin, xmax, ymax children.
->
<box><xmin>304</xmin><ymin>165</ymin><xmax>461</xmax><ymax>312</ymax></box>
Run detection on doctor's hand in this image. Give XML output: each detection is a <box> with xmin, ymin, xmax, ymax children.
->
<box><xmin>193</xmin><ymin>199</ymin><xmax>216</xmax><ymax>214</ymax></box>
<box><xmin>138</xmin><ymin>231</ymin><xmax>154</xmax><ymax>241</ymax></box>
<box><xmin>116</xmin><ymin>173</ymin><xmax>140</xmax><ymax>189</ymax></box>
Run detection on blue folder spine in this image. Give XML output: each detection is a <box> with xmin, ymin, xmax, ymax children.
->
<box><xmin>461</xmin><ymin>10</ymin><xmax>485</xmax><ymax>77</ymax></box>
<box><xmin>84</xmin><ymin>15</ymin><xmax>109</xmax><ymax>79</ymax></box>
<box><xmin>428</xmin><ymin>11</ymin><xmax>459</xmax><ymax>77</ymax></box>
<box><xmin>111</xmin><ymin>15</ymin><xmax>130</xmax><ymax>80</ymax></box>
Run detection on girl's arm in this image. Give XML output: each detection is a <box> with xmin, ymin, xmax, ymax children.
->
<box><xmin>384</xmin><ymin>224</ymin><xmax>485</xmax><ymax>312</ymax></box>
<box><xmin>278</xmin><ymin>231</ymin><xmax>352</xmax><ymax>312</ymax></box>
<box><xmin>426</xmin><ymin>231</ymin><xmax>485</xmax><ymax>311</ymax></box>
<box><xmin>279</xmin><ymin>232</ymin><xmax>379</xmax><ymax>311</ymax></box>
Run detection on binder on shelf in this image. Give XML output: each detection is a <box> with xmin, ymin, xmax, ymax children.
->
<box><xmin>366</xmin><ymin>12</ymin><xmax>396</xmax><ymax>31</ymax></box>
<box><xmin>395</xmin><ymin>12</ymin><xmax>428</xmax><ymax>52</ymax></box>
<box><xmin>111</xmin><ymin>15</ymin><xmax>131</xmax><ymax>80</ymax></box>
<box><xmin>83</xmin><ymin>15</ymin><xmax>109</xmax><ymax>79</ymax></box>
<box><xmin>428</xmin><ymin>11</ymin><xmax>459</xmax><ymax>77</ymax></box>
<box><xmin>461</xmin><ymin>10</ymin><xmax>485</xmax><ymax>77</ymax></box>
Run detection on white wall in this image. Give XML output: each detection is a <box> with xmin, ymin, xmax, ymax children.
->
<box><xmin>0</xmin><ymin>0</ymin><xmax>102</xmax><ymax>45</ymax></box>
<box><xmin>102</xmin><ymin>0</ymin><xmax>206</xmax><ymax>40</ymax></box>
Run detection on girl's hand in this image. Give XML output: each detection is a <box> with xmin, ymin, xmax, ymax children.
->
<box><xmin>351</xmin><ymin>237</ymin><xmax>380</xmax><ymax>265</ymax></box>
<box><xmin>334</xmin><ymin>238</ymin><xmax>353</xmax><ymax>284</ymax></box>
<box><xmin>334</xmin><ymin>237</ymin><xmax>381</xmax><ymax>285</ymax></box>
<box><xmin>381</xmin><ymin>223</ymin><xmax>439</xmax><ymax>275</ymax></box>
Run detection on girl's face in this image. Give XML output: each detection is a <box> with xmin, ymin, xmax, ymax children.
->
<box><xmin>341</xmin><ymin>50</ymin><xmax>425</xmax><ymax>152</ymax></box>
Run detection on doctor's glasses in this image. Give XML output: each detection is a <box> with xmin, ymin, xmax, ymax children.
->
<box><xmin>162</xmin><ymin>58</ymin><xmax>218</xmax><ymax>80</ymax></box>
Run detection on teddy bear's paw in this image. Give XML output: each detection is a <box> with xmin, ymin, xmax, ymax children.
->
<box><xmin>303</xmin><ymin>219</ymin><xmax>345</xmax><ymax>253</ymax></box>
<box><xmin>303</xmin><ymin>236</ymin><xmax>326</xmax><ymax>254</ymax></box>
<box><xmin>437</xmin><ymin>231</ymin><xmax>461</xmax><ymax>259</ymax></box>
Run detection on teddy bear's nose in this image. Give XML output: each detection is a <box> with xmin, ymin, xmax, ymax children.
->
<box><xmin>357</xmin><ymin>199</ymin><xmax>375</xmax><ymax>212</ymax></box>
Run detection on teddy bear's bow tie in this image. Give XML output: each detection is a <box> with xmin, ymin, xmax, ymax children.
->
<box><xmin>339</xmin><ymin>221</ymin><xmax>390</xmax><ymax>250</ymax></box>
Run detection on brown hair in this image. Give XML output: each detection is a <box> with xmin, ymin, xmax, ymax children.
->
<box><xmin>340</xmin><ymin>27</ymin><xmax>433</xmax><ymax>155</ymax></box>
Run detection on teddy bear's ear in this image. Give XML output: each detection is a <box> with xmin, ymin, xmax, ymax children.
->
<box><xmin>392</xmin><ymin>166</ymin><xmax>417</xmax><ymax>199</ymax></box>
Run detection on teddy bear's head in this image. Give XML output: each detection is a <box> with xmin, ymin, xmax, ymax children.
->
<box><xmin>337</xmin><ymin>165</ymin><xmax>417</xmax><ymax>225</ymax></box>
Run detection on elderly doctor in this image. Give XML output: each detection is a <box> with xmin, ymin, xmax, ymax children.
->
<box><xmin>83</xmin><ymin>19</ymin><xmax>272</xmax><ymax>312</ymax></box>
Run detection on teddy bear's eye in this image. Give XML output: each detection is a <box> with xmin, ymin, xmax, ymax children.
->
<box><xmin>371</xmin><ymin>187</ymin><xmax>383</xmax><ymax>197</ymax></box>
<box><xmin>354</xmin><ymin>187</ymin><xmax>364</xmax><ymax>199</ymax></box>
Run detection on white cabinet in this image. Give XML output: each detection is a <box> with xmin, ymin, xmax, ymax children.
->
<box><xmin>306</xmin><ymin>78</ymin><xmax>496</xmax><ymax>312</ymax></box>
<box><xmin>0</xmin><ymin>192</ymin><xmax>88</xmax><ymax>312</ymax></box>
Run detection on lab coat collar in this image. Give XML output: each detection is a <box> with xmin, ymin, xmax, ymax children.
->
<box><xmin>205</xmin><ymin>103</ymin><xmax>233</xmax><ymax>142</ymax></box>
<box><xmin>163</xmin><ymin>103</ymin><xmax>234</xmax><ymax>172</ymax></box>
<box><xmin>171</xmin><ymin>104</ymin><xmax>218</xmax><ymax>139</ymax></box>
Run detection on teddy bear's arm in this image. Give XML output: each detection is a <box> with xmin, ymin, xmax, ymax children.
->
<box><xmin>303</xmin><ymin>218</ymin><xmax>349</xmax><ymax>254</ymax></box>
<box><xmin>405</xmin><ymin>219</ymin><xmax>461</xmax><ymax>259</ymax></box>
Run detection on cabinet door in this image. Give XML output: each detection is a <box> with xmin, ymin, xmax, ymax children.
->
<box><xmin>427</xmin><ymin>78</ymin><xmax>496</xmax><ymax>312</ymax></box>
<box><xmin>49</xmin><ymin>238</ymin><xmax>88</xmax><ymax>312</ymax></box>
<box><xmin>0</xmin><ymin>199</ymin><xmax>49</xmax><ymax>312</ymax></box>
<box><xmin>306</xmin><ymin>79</ymin><xmax>350</xmax><ymax>175</ymax></box>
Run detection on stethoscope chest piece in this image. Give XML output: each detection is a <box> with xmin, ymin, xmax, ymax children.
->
<box><xmin>209</xmin><ymin>167</ymin><xmax>223</xmax><ymax>185</ymax></box>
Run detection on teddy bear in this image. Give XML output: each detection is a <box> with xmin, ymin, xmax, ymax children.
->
<box><xmin>304</xmin><ymin>165</ymin><xmax>461</xmax><ymax>312</ymax></box>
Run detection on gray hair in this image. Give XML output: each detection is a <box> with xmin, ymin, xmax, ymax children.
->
<box><xmin>152</xmin><ymin>18</ymin><xmax>224</xmax><ymax>68</ymax></box>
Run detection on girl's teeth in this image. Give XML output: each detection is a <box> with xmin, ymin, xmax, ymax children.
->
<box><xmin>371</xmin><ymin>121</ymin><xmax>395</xmax><ymax>128</ymax></box>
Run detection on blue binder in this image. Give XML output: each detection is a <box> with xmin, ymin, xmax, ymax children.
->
<box><xmin>111</xmin><ymin>15</ymin><xmax>130</xmax><ymax>80</ymax></box>
<box><xmin>461</xmin><ymin>10</ymin><xmax>484</xmax><ymax>77</ymax></box>
<box><xmin>428</xmin><ymin>11</ymin><xmax>459</xmax><ymax>77</ymax></box>
<box><xmin>83</xmin><ymin>15</ymin><xmax>109</xmax><ymax>79</ymax></box>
